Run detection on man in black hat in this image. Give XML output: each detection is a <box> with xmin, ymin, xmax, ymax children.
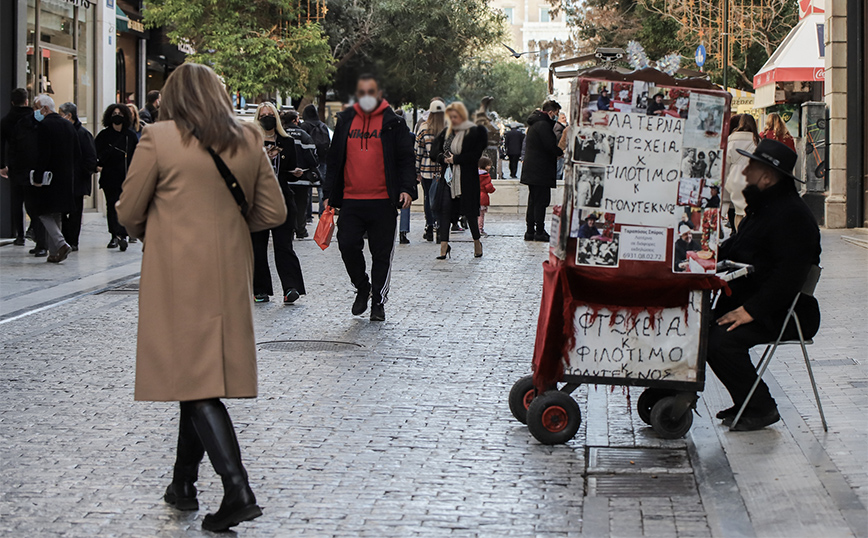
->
<box><xmin>708</xmin><ymin>139</ymin><xmax>820</xmax><ymax>431</ymax></box>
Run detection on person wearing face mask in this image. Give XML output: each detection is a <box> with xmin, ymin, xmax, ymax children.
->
<box><xmin>323</xmin><ymin>74</ymin><xmax>417</xmax><ymax>322</ymax></box>
<box><xmin>95</xmin><ymin>104</ymin><xmax>139</xmax><ymax>251</ymax></box>
<box><xmin>520</xmin><ymin>100</ymin><xmax>563</xmax><ymax>242</ymax></box>
<box><xmin>58</xmin><ymin>102</ymin><xmax>97</xmax><ymax>251</ymax></box>
<box><xmin>250</xmin><ymin>102</ymin><xmax>306</xmax><ymax>304</ymax></box>
<box><xmin>707</xmin><ymin>139</ymin><xmax>820</xmax><ymax>431</ymax></box>
<box><xmin>280</xmin><ymin>110</ymin><xmax>320</xmax><ymax>240</ymax></box>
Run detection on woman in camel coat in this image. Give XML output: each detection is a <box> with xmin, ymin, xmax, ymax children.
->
<box><xmin>116</xmin><ymin>63</ymin><xmax>286</xmax><ymax>533</ymax></box>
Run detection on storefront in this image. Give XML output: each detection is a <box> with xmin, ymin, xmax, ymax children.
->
<box><xmin>114</xmin><ymin>0</ymin><xmax>147</xmax><ymax>105</ymax></box>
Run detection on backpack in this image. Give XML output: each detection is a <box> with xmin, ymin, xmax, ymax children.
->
<box><xmin>308</xmin><ymin>122</ymin><xmax>330</xmax><ymax>161</ymax></box>
<box><xmin>8</xmin><ymin>115</ymin><xmax>41</xmax><ymax>185</ymax></box>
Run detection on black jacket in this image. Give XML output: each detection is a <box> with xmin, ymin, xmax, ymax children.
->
<box><xmin>95</xmin><ymin>127</ymin><xmax>138</xmax><ymax>191</ymax></box>
<box><xmin>73</xmin><ymin>120</ymin><xmax>97</xmax><ymax>197</ymax></box>
<box><xmin>716</xmin><ymin>181</ymin><xmax>821</xmax><ymax>336</ymax></box>
<box><xmin>0</xmin><ymin>106</ymin><xmax>38</xmax><ymax>184</ymax></box>
<box><xmin>324</xmin><ymin>105</ymin><xmax>417</xmax><ymax>208</ymax></box>
<box><xmin>431</xmin><ymin>125</ymin><xmax>488</xmax><ymax>217</ymax></box>
<box><xmin>265</xmin><ymin>134</ymin><xmax>298</xmax><ymax>192</ymax></box>
<box><xmin>26</xmin><ymin>113</ymin><xmax>80</xmax><ymax>216</ymax></box>
<box><xmin>520</xmin><ymin>111</ymin><xmax>563</xmax><ymax>188</ymax></box>
<box><xmin>503</xmin><ymin>128</ymin><xmax>525</xmax><ymax>156</ymax></box>
<box><xmin>139</xmin><ymin>104</ymin><xmax>158</xmax><ymax>124</ymax></box>
<box><xmin>299</xmin><ymin>104</ymin><xmax>330</xmax><ymax>162</ymax></box>
<box><xmin>286</xmin><ymin>125</ymin><xmax>319</xmax><ymax>184</ymax></box>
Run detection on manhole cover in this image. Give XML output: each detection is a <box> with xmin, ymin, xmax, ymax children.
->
<box><xmin>587</xmin><ymin>474</ymin><xmax>697</xmax><ymax>497</ymax></box>
<box><xmin>587</xmin><ymin>447</ymin><xmax>692</xmax><ymax>474</ymax></box>
<box><xmin>258</xmin><ymin>340</ymin><xmax>362</xmax><ymax>352</ymax></box>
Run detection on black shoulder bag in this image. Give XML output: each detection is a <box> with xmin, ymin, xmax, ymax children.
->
<box><xmin>204</xmin><ymin>146</ymin><xmax>249</xmax><ymax>215</ymax></box>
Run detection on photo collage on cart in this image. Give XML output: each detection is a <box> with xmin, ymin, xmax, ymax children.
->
<box><xmin>558</xmin><ymin>77</ymin><xmax>728</xmax><ymax>274</ymax></box>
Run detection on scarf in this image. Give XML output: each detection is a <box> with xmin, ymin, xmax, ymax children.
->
<box><xmin>447</xmin><ymin>120</ymin><xmax>476</xmax><ymax>199</ymax></box>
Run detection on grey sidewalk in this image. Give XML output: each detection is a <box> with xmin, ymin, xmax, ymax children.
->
<box><xmin>0</xmin><ymin>215</ymin><xmax>865</xmax><ymax>537</ymax></box>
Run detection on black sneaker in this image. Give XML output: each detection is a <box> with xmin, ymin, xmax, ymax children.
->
<box><xmin>33</xmin><ymin>248</ymin><xmax>48</xmax><ymax>257</ymax></box>
<box><xmin>253</xmin><ymin>293</ymin><xmax>269</xmax><ymax>303</ymax></box>
<box><xmin>370</xmin><ymin>303</ymin><xmax>385</xmax><ymax>321</ymax></box>
<box><xmin>13</xmin><ymin>237</ymin><xmax>25</xmax><ymax>246</ymax></box>
<box><xmin>728</xmin><ymin>408</ymin><xmax>780</xmax><ymax>431</ymax></box>
<box><xmin>283</xmin><ymin>289</ymin><xmax>300</xmax><ymax>304</ymax></box>
<box><xmin>118</xmin><ymin>237</ymin><xmax>128</xmax><ymax>252</ymax></box>
<box><xmin>534</xmin><ymin>231</ymin><xmax>551</xmax><ymax>242</ymax></box>
<box><xmin>107</xmin><ymin>237</ymin><xmax>118</xmax><ymax>249</ymax></box>
<box><xmin>296</xmin><ymin>230</ymin><xmax>309</xmax><ymax>239</ymax></box>
<box><xmin>352</xmin><ymin>285</ymin><xmax>371</xmax><ymax>316</ymax></box>
<box><xmin>524</xmin><ymin>231</ymin><xmax>535</xmax><ymax>241</ymax></box>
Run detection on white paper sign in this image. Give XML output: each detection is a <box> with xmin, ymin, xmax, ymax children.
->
<box><xmin>620</xmin><ymin>226</ymin><xmax>668</xmax><ymax>262</ymax></box>
<box><xmin>565</xmin><ymin>291</ymin><xmax>703</xmax><ymax>382</ymax></box>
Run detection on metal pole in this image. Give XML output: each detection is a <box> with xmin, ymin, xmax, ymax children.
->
<box><xmin>722</xmin><ymin>0</ymin><xmax>729</xmax><ymax>90</ymax></box>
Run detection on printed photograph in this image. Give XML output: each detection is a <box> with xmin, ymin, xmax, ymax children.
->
<box><xmin>673</xmin><ymin>208</ymin><xmax>719</xmax><ymax>273</ymax></box>
<box><xmin>677</xmin><ymin>175</ymin><xmax>704</xmax><ymax>207</ymax></box>
<box><xmin>572</xmin><ymin>128</ymin><xmax>614</xmax><ymax>166</ymax></box>
<box><xmin>577</xmin><ymin>232</ymin><xmax>620</xmax><ymax>268</ymax></box>
<box><xmin>574</xmin><ymin>165</ymin><xmax>607</xmax><ymax>208</ymax></box>
<box><xmin>683</xmin><ymin>92</ymin><xmax>727</xmax><ymax>148</ymax></box>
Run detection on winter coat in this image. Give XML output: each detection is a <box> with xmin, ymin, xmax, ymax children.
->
<box><xmin>286</xmin><ymin>125</ymin><xmax>319</xmax><ymax>185</ymax></box>
<box><xmin>139</xmin><ymin>104</ymin><xmax>158</xmax><ymax>124</ymax></box>
<box><xmin>116</xmin><ymin>121</ymin><xmax>288</xmax><ymax>402</ymax></box>
<box><xmin>95</xmin><ymin>127</ymin><xmax>138</xmax><ymax>192</ymax></box>
<box><xmin>503</xmin><ymin>128</ymin><xmax>524</xmax><ymax>156</ymax></box>
<box><xmin>0</xmin><ymin>106</ymin><xmax>38</xmax><ymax>185</ymax></box>
<box><xmin>716</xmin><ymin>180</ymin><xmax>821</xmax><ymax>336</ymax></box>
<box><xmin>26</xmin><ymin>113</ymin><xmax>80</xmax><ymax>216</ymax></box>
<box><xmin>432</xmin><ymin>125</ymin><xmax>488</xmax><ymax>216</ymax></box>
<box><xmin>761</xmin><ymin>129</ymin><xmax>795</xmax><ymax>152</ymax></box>
<box><xmin>324</xmin><ymin>104</ymin><xmax>417</xmax><ymax>208</ymax></box>
<box><xmin>73</xmin><ymin>120</ymin><xmax>97</xmax><ymax>197</ymax></box>
<box><xmin>479</xmin><ymin>169</ymin><xmax>495</xmax><ymax>206</ymax></box>
<box><xmin>299</xmin><ymin>104</ymin><xmax>331</xmax><ymax>163</ymax></box>
<box><xmin>521</xmin><ymin>110</ymin><xmax>563</xmax><ymax>188</ymax></box>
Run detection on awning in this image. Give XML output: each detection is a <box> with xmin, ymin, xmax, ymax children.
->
<box><xmin>753</xmin><ymin>13</ymin><xmax>825</xmax><ymax>90</ymax></box>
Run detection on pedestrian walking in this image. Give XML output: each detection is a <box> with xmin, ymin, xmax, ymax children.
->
<box><xmin>58</xmin><ymin>102</ymin><xmax>97</xmax><ymax>251</ymax></box>
<box><xmin>521</xmin><ymin>100</ymin><xmax>563</xmax><ymax>242</ymax></box>
<box><xmin>432</xmin><ymin>101</ymin><xmax>488</xmax><ymax>259</ymax></box>
<box><xmin>478</xmin><ymin>156</ymin><xmax>495</xmax><ymax>236</ymax></box>
<box><xmin>0</xmin><ymin>88</ymin><xmax>36</xmax><ymax>247</ymax></box>
<box><xmin>95</xmin><ymin>104</ymin><xmax>138</xmax><ymax>251</ymax></box>
<box><xmin>138</xmin><ymin>90</ymin><xmax>160</xmax><ymax>124</ymax></box>
<box><xmin>116</xmin><ymin>63</ymin><xmax>287</xmax><ymax>532</ymax></box>
<box><xmin>415</xmin><ymin>99</ymin><xmax>446</xmax><ymax>242</ymax></box>
<box><xmin>299</xmin><ymin>104</ymin><xmax>331</xmax><ymax>218</ymax></box>
<box><xmin>251</xmin><ymin>102</ymin><xmax>306</xmax><ymax>304</ymax></box>
<box><xmin>323</xmin><ymin>74</ymin><xmax>416</xmax><ymax>321</ymax></box>
<box><xmin>503</xmin><ymin>124</ymin><xmax>524</xmax><ymax>179</ymax></box>
<box><xmin>27</xmin><ymin>94</ymin><xmax>80</xmax><ymax>263</ymax></box>
<box><xmin>126</xmin><ymin>103</ymin><xmax>144</xmax><ymax>139</ymax></box>
<box><xmin>761</xmin><ymin>113</ymin><xmax>795</xmax><ymax>151</ymax></box>
<box><xmin>725</xmin><ymin>114</ymin><xmax>760</xmax><ymax>231</ymax></box>
<box><xmin>280</xmin><ymin>109</ymin><xmax>319</xmax><ymax>239</ymax></box>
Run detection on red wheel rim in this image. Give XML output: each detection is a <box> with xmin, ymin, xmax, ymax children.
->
<box><xmin>541</xmin><ymin>406</ymin><xmax>568</xmax><ymax>433</ymax></box>
<box><xmin>523</xmin><ymin>389</ymin><xmax>535</xmax><ymax>410</ymax></box>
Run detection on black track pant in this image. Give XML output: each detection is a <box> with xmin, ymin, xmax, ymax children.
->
<box><xmin>336</xmin><ymin>199</ymin><xmax>397</xmax><ymax>305</ymax></box>
<box><xmin>290</xmin><ymin>185</ymin><xmax>309</xmax><ymax>236</ymax></box>
<box><xmin>103</xmin><ymin>187</ymin><xmax>127</xmax><ymax>239</ymax></box>
<box><xmin>508</xmin><ymin>154</ymin><xmax>520</xmax><ymax>178</ymax></box>
<box><xmin>62</xmin><ymin>196</ymin><xmax>85</xmax><ymax>247</ymax></box>
<box><xmin>526</xmin><ymin>185</ymin><xmax>551</xmax><ymax>234</ymax></box>
<box><xmin>251</xmin><ymin>193</ymin><xmax>305</xmax><ymax>296</ymax></box>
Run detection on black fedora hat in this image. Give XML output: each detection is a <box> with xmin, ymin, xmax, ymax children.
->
<box><xmin>736</xmin><ymin>138</ymin><xmax>802</xmax><ymax>183</ymax></box>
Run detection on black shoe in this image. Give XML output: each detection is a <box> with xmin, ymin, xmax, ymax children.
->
<box><xmin>370</xmin><ymin>303</ymin><xmax>385</xmax><ymax>322</ymax></box>
<box><xmin>32</xmin><ymin>248</ymin><xmax>48</xmax><ymax>257</ymax></box>
<box><xmin>399</xmin><ymin>231</ymin><xmax>410</xmax><ymax>245</ymax></box>
<box><xmin>107</xmin><ymin>237</ymin><xmax>118</xmax><ymax>249</ymax></box>
<box><xmin>283</xmin><ymin>289</ymin><xmax>300</xmax><ymax>304</ymax></box>
<box><xmin>253</xmin><ymin>293</ymin><xmax>269</xmax><ymax>303</ymax></box>
<box><xmin>423</xmin><ymin>226</ymin><xmax>434</xmax><ymax>242</ymax></box>
<box><xmin>296</xmin><ymin>230</ymin><xmax>309</xmax><ymax>240</ymax></box>
<box><xmin>47</xmin><ymin>244</ymin><xmax>71</xmax><ymax>263</ymax></box>
<box><xmin>534</xmin><ymin>231</ymin><xmax>551</xmax><ymax>242</ymax></box>
<box><xmin>164</xmin><ymin>481</ymin><xmax>199</xmax><ymax>511</ymax></box>
<box><xmin>13</xmin><ymin>237</ymin><xmax>25</xmax><ymax>246</ymax></box>
<box><xmin>524</xmin><ymin>231</ymin><xmax>535</xmax><ymax>241</ymax></box>
<box><xmin>352</xmin><ymin>284</ymin><xmax>371</xmax><ymax>316</ymax></box>
<box><xmin>118</xmin><ymin>237</ymin><xmax>128</xmax><ymax>252</ymax></box>
<box><xmin>716</xmin><ymin>406</ymin><xmax>738</xmax><ymax>420</ymax></box>
<box><xmin>70</xmin><ymin>245</ymin><xmax>79</xmax><ymax>252</ymax></box>
<box><xmin>129</xmin><ymin>237</ymin><xmax>138</xmax><ymax>244</ymax></box>
<box><xmin>451</xmin><ymin>223</ymin><xmax>463</xmax><ymax>232</ymax></box>
<box><xmin>729</xmin><ymin>408</ymin><xmax>780</xmax><ymax>431</ymax></box>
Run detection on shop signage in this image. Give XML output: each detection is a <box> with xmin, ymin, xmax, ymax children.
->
<box><xmin>128</xmin><ymin>19</ymin><xmax>145</xmax><ymax>33</ymax></box>
<box><xmin>62</xmin><ymin>0</ymin><xmax>95</xmax><ymax>6</ymax></box>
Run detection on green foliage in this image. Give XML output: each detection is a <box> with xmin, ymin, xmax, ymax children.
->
<box><xmin>454</xmin><ymin>60</ymin><xmax>548</xmax><ymax>122</ymax></box>
<box><xmin>144</xmin><ymin>0</ymin><xmax>334</xmax><ymax>96</ymax></box>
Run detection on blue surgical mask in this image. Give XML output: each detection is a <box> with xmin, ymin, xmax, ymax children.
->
<box><xmin>34</xmin><ymin>109</ymin><xmax>44</xmax><ymax>122</ymax></box>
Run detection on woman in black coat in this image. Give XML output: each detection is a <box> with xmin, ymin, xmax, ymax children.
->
<box><xmin>433</xmin><ymin>102</ymin><xmax>488</xmax><ymax>259</ymax></box>
<box><xmin>95</xmin><ymin>104</ymin><xmax>138</xmax><ymax>251</ymax></box>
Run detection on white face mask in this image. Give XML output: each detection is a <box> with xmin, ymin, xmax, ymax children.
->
<box><xmin>358</xmin><ymin>95</ymin><xmax>378</xmax><ymax>113</ymax></box>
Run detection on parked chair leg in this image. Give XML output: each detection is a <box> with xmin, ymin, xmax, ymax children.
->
<box><xmin>731</xmin><ymin>342</ymin><xmax>778</xmax><ymax>430</ymax></box>
<box><xmin>793</xmin><ymin>314</ymin><xmax>828</xmax><ymax>432</ymax></box>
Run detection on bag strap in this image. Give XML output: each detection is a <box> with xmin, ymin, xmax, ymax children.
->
<box><xmin>205</xmin><ymin>146</ymin><xmax>249</xmax><ymax>215</ymax></box>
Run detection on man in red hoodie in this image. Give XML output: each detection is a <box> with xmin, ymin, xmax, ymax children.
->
<box><xmin>324</xmin><ymin>74</ymin><xmax>417</xmax><ymax>321</ymax></box>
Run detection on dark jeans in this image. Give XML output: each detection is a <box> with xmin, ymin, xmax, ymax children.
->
<box><xmin>289</xmin><ymin>185</ymin><xmax>308</xmax><ymax>236</ymax></box>
<box><xmin>103</xmin><ymin>187</ymin><xmax>127</xmax><ymax>239</ymax></box>
<box><xmin>508</xmin><ymin>154</ymin><xmax>520</xmax><ymax>178</ymax></box>
<box><xmin>420</xmin><ymin>178</ymin><xmax>435</xmax><ymax>228</ymax></box>
<box><xmin>62</xmin><ymin>195</ymin><xmax>85</xmax><ymax>247</ymax></box>
<box><xmin>336</xmin><ymin>199</ymin><xmax>397</xmax><ymax>305</ymax></box>
<box><xmin>9</xmin><ymin>181</ymin><xmax>26</xmax><ymax>239</ymax></box>
<box><xmin>526</xmin><ymin>184</ymin><xmax>551</xmax><ymax>234</ymax></box>
<box><xmin>251</xmin><ymin>196</ymin><xmax>305</xmax><ymax>296</ymax></box>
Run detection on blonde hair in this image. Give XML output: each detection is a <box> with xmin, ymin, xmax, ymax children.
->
<box><xmin>445</xmin><ymin>102</ymin><xmax>469</xmax><ymax>136</ymax></box>
<box><xmin>425</xmin><ymin>111</ymin><xmax>446</xmax><ymax>138</ymax></box>
<box><xmin>765</xmin><ymin>113</ymin><xmax>790</xmax><ymax>141</ymax></box>
<box><xmin>126</xmin><ymin>103</ymin><xmax>141</xmax><ymax>133</ymax></box>
<box><xmin>253</xmin><ymin>102</ymin><xmax>289</xmax><ymax>138</ymax></box>
<box><xmin>159</xmin><ymin>63</ymin><xmax>253</xmax><ymax>155</ymax></box>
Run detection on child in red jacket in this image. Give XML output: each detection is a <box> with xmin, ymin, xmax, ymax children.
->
<box><xmin>478</xmin><ymin>156</ymin><xmax>496</xmax><ymax>236</ymax></box>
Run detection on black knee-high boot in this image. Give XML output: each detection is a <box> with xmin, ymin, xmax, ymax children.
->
<box><xmin>184</xmin><ymin>399</ymin><xmax>262</xmax><ymax>532</ymax></box>
<box><xmin>165</xmin><ymin>403</ymin><xmax>206</xmax><ymax>510</ymax></box>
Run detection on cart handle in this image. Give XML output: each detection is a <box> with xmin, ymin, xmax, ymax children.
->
<box><xmin>716</xmin><ymin>260</ymin><xmax>755</xmax><ymax>282</ymax></box>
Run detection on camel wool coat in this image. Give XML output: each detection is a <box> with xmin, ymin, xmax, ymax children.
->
<box><xmin>117</xmin><ymin>121</ymin><xmax>287</xmax><ymax>402</ymax></box>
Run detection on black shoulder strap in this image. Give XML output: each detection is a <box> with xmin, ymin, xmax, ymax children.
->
<box><xmin>205</xmin><ymin>146</ymin><xmax>249</xmax><ymax>216</ymax></box>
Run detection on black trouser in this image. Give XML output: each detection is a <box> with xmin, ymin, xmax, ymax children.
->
<box><xmin>508</xmin><ymin>154</ymin><xmax>520</xmax><ymax>178</ymax></box>
<box><xmin>420</xmin><ymin>178</ymin><xmax>435</xmax><ymax>228</ymax></box>
<box><xmin>9</xmin><ymin>182</ymin><xmax>26</xmax><ymax>240</ymax></box>
<box><xmin>526</xmin><ymin>185</ymin><xmax>551</xmax><ymax>233</ymax></box>
<box><xmin>336</xmin><ymin>199</ymin><xmax>397</xmax><ymax>305</ymax></box>
<box><xmin>251</xmin><ymin>194</ymin><xmax>305</xmax><ymax>297</ymax></box>
<box><xmin>289</xmin><ymin>185</ymin><xmax>309</xmax><ymax>236</ymax></box>
<box><xmin>25</xmin><ymin>200</ymin><xmax>47</xmax><ymax>250</ymax></box>
<box><xmin>705</xmin><ymin>321</ymin><xmax>801</xmax><ymax>413</ymax></box>
<box><xmin>438</xmin><ymin>207</ymin><xmax>480</xmax><ymax>242</ymax></box>
<box><xmin>103</xmin><ymin>187</ymin><xmax>127</xmax><ymax>239</ymax></box>
<box><xmin>62</xmin><ymin>195</ymin><xmax>85</xmax><ymax>247</ymax></box>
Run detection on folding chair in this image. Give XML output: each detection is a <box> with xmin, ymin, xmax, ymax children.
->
<box><xmin>730</xmin><ymin>265</ymin><xmax>828</xmax><ymax>431</ymax></box>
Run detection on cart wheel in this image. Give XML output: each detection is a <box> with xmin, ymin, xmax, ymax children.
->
<box><xmin>526</xmin><ymin>391</ymin><xmax>581</xmax><ymax>445</ymax></box>
<box><xmin>509</xmin><ymin>375</ymin><xmax>536</xmax><ymax>424</ymax></box>
<box><xmin>637</xmin><ymin>389</ymin><xmax>675</xmax><ymax>425</ymax></box>
<box><xmin>650</xmin><ymin>396</ymin><xmax>694</xmax><ymax>439</ymax></box>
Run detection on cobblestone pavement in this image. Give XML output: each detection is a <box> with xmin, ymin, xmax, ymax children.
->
<box><xmin>0</xmin><ymin>214</ymin><xmax>865</xmax><ymax>537</ymax></box>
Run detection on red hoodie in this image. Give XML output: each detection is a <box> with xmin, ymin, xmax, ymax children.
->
<box><xmin>344</xmin><ymin>99</ymin><xmax>390</xmax><ymax>200</ymax></box>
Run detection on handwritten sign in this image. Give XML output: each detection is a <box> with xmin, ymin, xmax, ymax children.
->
<box><xmin>620</xmin><ymin>226</ymin><xmax>667</xmax><ymax>262</ymax></box>
<box><xmin>565</xmin><ymin>291</ymin><xmax>703</xmax><ymax>382</ymax></box>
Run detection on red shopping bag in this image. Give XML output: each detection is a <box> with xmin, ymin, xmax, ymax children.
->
<box><xmin>314</xmin><ymin>206</ymin><xmax>336</xmax><ymax>250</ymax></box>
